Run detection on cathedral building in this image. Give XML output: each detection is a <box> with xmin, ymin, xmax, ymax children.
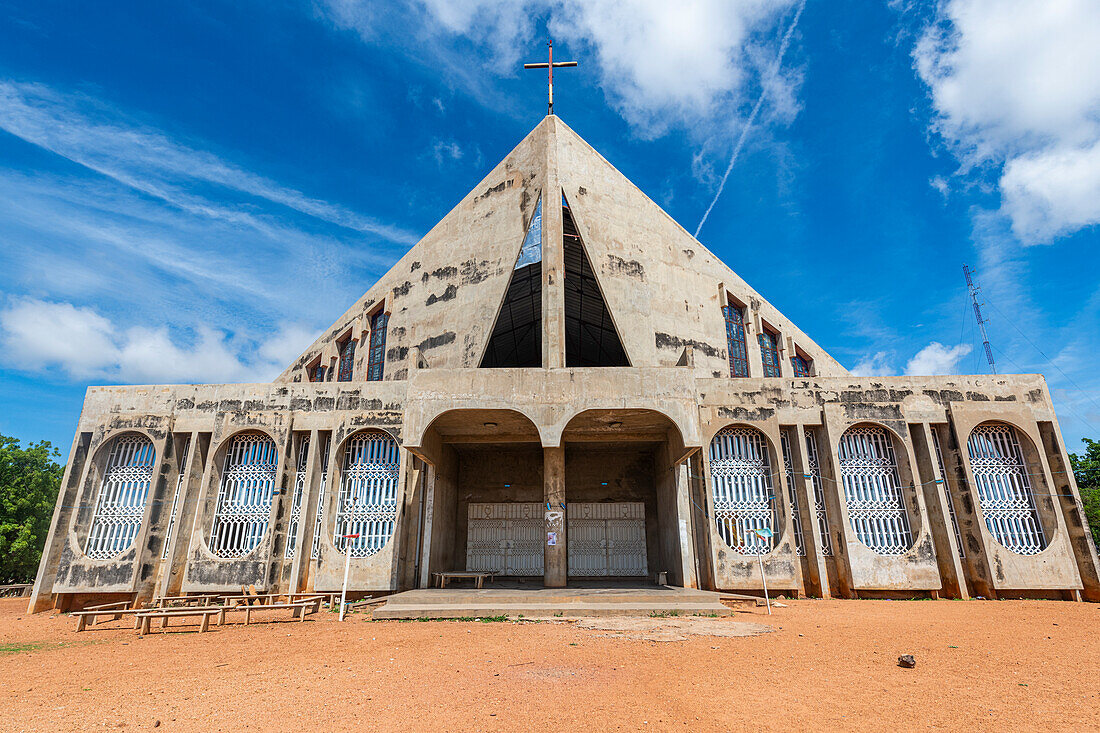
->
<box><xmin>29</xmin><ymin>116</ymin><xmax>1100</xmax><ymax>611</ymax></box>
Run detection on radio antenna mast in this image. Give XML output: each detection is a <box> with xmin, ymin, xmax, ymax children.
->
<box><xmin>963</xmin><ymin>264</ymin><xmax>996</xmax><ymax>374</ymax></box>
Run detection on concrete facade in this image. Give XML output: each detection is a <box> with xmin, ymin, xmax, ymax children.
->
<box><xmin>29</xmin><ymin>117</ymin><xmax>1100</xmax><ymax>612</ymax></box>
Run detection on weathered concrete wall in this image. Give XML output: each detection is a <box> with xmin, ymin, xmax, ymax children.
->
<box><xmin>29</xmin><ymin>368</ymin><xmax>1100</xmax><ymax>608</ymax></box>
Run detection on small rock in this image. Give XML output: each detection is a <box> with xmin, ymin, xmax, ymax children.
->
<box><xmin>154</xmin><ymin>721</ymin><xmax>161</xmax><ymax>728</ymax></box>
<box><xmin>773</xmin><ymin>602</ymin><xmax>787</xmax><ymax>608</ymax></box>
<box><xmin>898</xmin><ymin>655</ymin><xmax>916</xmax><ymax>668</ymax></box>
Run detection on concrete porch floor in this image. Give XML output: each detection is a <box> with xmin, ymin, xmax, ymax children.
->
<box><xmin>372</xmin><ymin>583</ymin><xmax>739</xmax><ymax>619</ymax></box>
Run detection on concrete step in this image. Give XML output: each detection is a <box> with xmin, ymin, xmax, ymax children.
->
<box><xmin>388</xmin><ymin>589</ymin><xmax>726</xmax><ymax>606</ymax></box>
<box><xmin>372</xmin><ymin>601</ymin><xmax>733</xmax><ymax>620</ymax></box>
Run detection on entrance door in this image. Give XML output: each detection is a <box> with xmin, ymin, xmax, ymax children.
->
<box><xmin>567</xmin><ymin>502</ymin><xmax>647</xmax><ymax>577</ymax></box>
<box><xmin>466</xmin><ymin>503</ymin><xmax>544</xmax><ymax>575</ymax></box>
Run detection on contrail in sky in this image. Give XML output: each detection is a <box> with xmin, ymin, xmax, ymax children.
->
<box><xmin>694</xmin><ymin>0</ymin><xmax>807</xmax><ymax>239</ymax></box>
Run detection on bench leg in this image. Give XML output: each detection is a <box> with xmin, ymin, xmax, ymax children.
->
<box><xmin>245</xmin><ymin>607</ymin><xmax>252</xmax><ymax>625</ymax></box>
<box><xmin>161</xmin><ymin>615</ymin><xmax>170</xmax><ymax>629</ymax></box>
<box><xmin>140</xmin><ymin>617</ymin><xmax>150</xmax><ymax>636</ymax></box>
<box><xmin>134</xmin><ymin>616</ymin><xmax>142</xmax><ymax>630</ymax></box>
<box><xmin>200</xmin><ymin>614</ymin><xmax>210</xmax><ymax>633</ymax></box>
<box><xmin>76</xmin><ymin>615</ymin><xmax>87</xmax><ymax>633</ymax></box>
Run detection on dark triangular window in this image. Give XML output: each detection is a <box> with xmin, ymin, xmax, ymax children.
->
<box><xmin>563</xmin><ymin>196</ymin><xmax>629</xmax><ymax>367</ymax></box>
<box><xmin>480</xmin><ymin>197</ymin><xmax>542</xmax><ymax>367</ymax></box>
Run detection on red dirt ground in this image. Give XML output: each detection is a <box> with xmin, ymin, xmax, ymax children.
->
<box><xmin>0</xmin><ymin>596</ymin><xmax>1097</xmax><ymax>731</ymax></box>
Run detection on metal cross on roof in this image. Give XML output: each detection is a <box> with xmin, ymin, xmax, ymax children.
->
<box><xmin>523</xmin><ymin>39</ymin><xmax>576</xmax><ymax>116</ymax></box>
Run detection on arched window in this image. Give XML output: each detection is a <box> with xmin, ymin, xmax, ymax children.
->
<box><xmin>838</xmin><ymin>426</ymin><xmax>913</xmax><ymax>555</ymax></box>
<box><xmin>333</xmin><ymin>430</ymin><xmax>400</xmax><ymax>557</ymax></box>
<box><xmin>967</xmin><ymin>423</ymin><xmax>1046</xmax><ymax>555</ymax></box>
<box><xmin>722</xmin><ymin>302</ymin><xmax>749</xmax><ymax>377</ymax></box>
<box><xmin>709</xmin><ymin>427</ymin><xmax>775</xmax><ymax>555</ymax></box>
<box><xmin>85</xmin><ymin>434</ymin><xmax>156</xmax><ymax>559</ymax></box>
<box><xmin>337</xmin><ymin>335</ymin><xmax>356</xmax><ymax>382</ymax></box>
<box><xmin>209</xmin><ymin>433</ymin><xmax>278</xmax><ymax>558</ymax></box>
<box><xmin>366</xmin><ymin>310</ymin><xmax>388</xmax><ymax>381</ymax></box>
<box><xmin>759</xmin><ymin>329</ymin><xmax>781</xmax><ymax>377</ymax></box>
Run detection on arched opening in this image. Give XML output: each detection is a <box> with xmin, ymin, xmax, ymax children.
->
<box><xmin>83</xmin><ymin>433</ymin><xmax>156</xmax><ymax>560</ymax></box>
<box><xmin>208</xmin><ymin>432</ymin><xmax>278</xmax><ymax>559</ymax></box>
<box><xmin>560</xmin><ymin>409</ymin><xmax>690</xmax><ymax>583</ymax></box>
<box><xmin>837</xmin><ymin>424</ymin><xmax>914</xmax><ymax>556</ymax></box>
<box><xmin>709</xmin><ymin>426</ymin><xmax>777</xmax><ymax>555</ymax></box>
<box><xmin>967</xmin><ymin>422</ymin><xmax>1048</xmax><ymax>555</ymax></box>
<box><xmin>332</xmin><ymin>430</ymin><xmax>401</xmax><ymax>557</ymax></box>
<box><xmin>417</xmin><ymin>409</ymin><xmax>544</xmax><ymax>583</ymax></box>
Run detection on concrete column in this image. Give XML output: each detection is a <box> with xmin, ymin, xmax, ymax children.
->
<box><xmin>543</xmin><ymin>445</ymin><xmax>567</xmax><ymax>587</ymax></box>
<box><xmin>158</xmin><ymin>432</ymin><xmax>209</xmax><ymax>598</ymax></box>
<box><xmin>288</xmin><ymin>430</ymin><xmax>321</xmax><ymax>594</ymax></box>
<box><xmin>28</xmin><ymin>433</ymin><xmax>90</xmax><ymax>613</ymax></box>
<box><xmin>542</xmin><ymin>117</ymin><xmax>565</xmax><ymax>369</ymax></box>
<box><xmin>911</xmin><ymin>423</ymin><xmax>969</xmax><ymax>599</ymax></box>
<box><xmin>788</xmin><ymin>424</ymin><xmax>831</xmax><ymax>598</ymax></box>
<box><xmin>1038</xmin><ymin>421</ymin><xmax>1100</xmax><ymax>601</ymax></box>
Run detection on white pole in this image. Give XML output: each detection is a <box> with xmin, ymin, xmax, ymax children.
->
<box><xmin>757</xmin><ymin>552</ymin><xmax>771</xmax><ymax>615</ymax></box>
<box><xmin>339</xmin><ymin>536</ymin><xmax>353</xmax><ymax>622</ymax></box>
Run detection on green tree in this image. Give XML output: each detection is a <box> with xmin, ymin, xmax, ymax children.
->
<box><xmin>1069</xmin><ymin>438</ymin><xmax>1100</xmax><ymax>548</ymax></box>
<box><xmin>0</xmin><ymin>435</ymin><xmax>62</xmax><ymax>583</ymax></box>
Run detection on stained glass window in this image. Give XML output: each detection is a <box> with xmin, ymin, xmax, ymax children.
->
<box><xmin>367</xmin><ymin>310</ymin><xmax>388</xmax><ymax>381</ymax></box>
<box><xmin>759</xmin><ymin>329</ymin><xmax>781</xmax><ymax>377</ymax></box>
<box><xmin>722</xmin><ymin>303</ymin><xmax>748</xmax><ymax>378</ymax></box>
<box><xmin>337</xmin><ymin>337</ymin><xmax>356</xmax><ymax>382</ymax></box>
<box><xmin>790</xmin><ymin>353</ymin><xmax>810</xmax><ymax>377</ymax></box>
<box><xmin>309</xmin><ymin>363</ymin><xmax>325</xmax><ymax>382</ymax></box>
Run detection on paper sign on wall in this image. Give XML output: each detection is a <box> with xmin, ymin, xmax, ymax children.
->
<box><xmin>547</xmin><ymin>532</ymin><xmax>558</xmax><ymax>546</ymax></box>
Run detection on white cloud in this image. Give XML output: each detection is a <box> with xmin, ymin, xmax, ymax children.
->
<box><xmin>903</xmin><ymin>342</ymin><xmax>973</xmax><ymax>376</ymax></box>
<box><xmin>850</xmin><ymin>351</ymin><xmax>895</xmax><ymax>377</ymax></box>
<box><xmin>914</xmin><ymin>0</ymin><xmax>1100</xmax><ymax>243</ymax></box>
<box><xmin>0</xmin><ymin>299</ymin><xmax>314</xmax><ymax>384</ymax></box>
<box><xmin>322</xmin><ymin>0</ymin><xmax>800</xmax><ymax>136</ymax></box>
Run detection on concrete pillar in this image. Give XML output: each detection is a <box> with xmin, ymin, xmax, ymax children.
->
<box><xmin>543</xmin><ymin>445</ymin><xmax>567</xmax><ymax>587</ymax></box>
<box><xmin>911</xmin><ymin>423</ymin><xmax>969</xmax><ymax>599</ymax></box>
<box><xmin>542</xmin><ymin>117</ymin><xmax>565</xmax><ymax>369</ymax></box>
<box><xmin>788</xmin><ymin>424</ymin><xmax>832</xmax><ymax>598</ymax></box>
<box><xmin>28</xmin><ymin>432</ymin><xmax>90</xmax><ymax>613</ymax></box>
<box><xmin>159</xmin><ymin>432</ymin><xmax>210</xmax><ymax>598</ymax></box>
<box><xmin>288</xmin><ymin>430</ymin><xmax>322</xmax><ymax>593</ymax></box>
<box><xmin>1038</xmin><ymin>421</ymin><xmax>1100</xmax><ymax>602</ymax></box>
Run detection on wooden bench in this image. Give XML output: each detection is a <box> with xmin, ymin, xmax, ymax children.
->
<box><xmin>432</xmin><ymin>571</ymin><xmax>496</xmax><ymax>589</ymax></box>
<box><xmin>149</xmin><ymin>594</ymin><xmax>220</xmax><ymax>609</ymax></box>
<box><xmin>136</xmin><ymin>607</ymin><xmax>222</xmax><ymax>636</ymax></box>
<box><xmin>73</xmin><ymin>601</ymin><xmax>146</xmax><ymax>632</ymax></box>
<box><xmin>220</xmin><ymin>600</ymin><xmax>319</xmax><ymax>626</ymax></box>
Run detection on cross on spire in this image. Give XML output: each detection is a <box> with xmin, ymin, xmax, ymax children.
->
<box><xmin>523</xmin><ymin>39</ymin><xmax>577</xmax><ymax>116</ymax></box>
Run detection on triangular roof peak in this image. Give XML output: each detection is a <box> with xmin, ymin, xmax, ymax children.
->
<box><xmin>278</xmin><ymin>116</ymin><xmax>847</xmax><ymax>382</ymax></box>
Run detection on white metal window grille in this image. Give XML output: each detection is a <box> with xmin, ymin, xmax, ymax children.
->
<box><xmin>311</xmin><ymin>438</ymin><xmax>330</xmax><ymax>559</ymax></box>
<box><xmin>85</xmin><ymin>435</ymin><xmax>157</xmax><ymax>560</ymax></box>
<box><xmin>838</xmin><ymin>426</ymin><xmax>913</xmax><ymax>555</ymax></box>
<box><xmin>780</xmin><ymin>431</ymin><xmax>805</xmax><ymax>556</ymax></box>
<box><xmin>931</xmin><ymin>428</ymin><xmax>965</xmax><ymax>556</ymax></box>
<box><xmin>285</xmin><ymin>436</ymin><xmax>309</xmax><ymax>558</ymax></box>
<box><xmin>709</xmin><ymin>427</ymin><xmax>776</xmax><ymax>555</ymax></box>
<box><xmin>162</xmin><ymin>439</ymin><xmax>189</xmax><ymax>559</ymax></box>
<box><xmin>967</xmin><ymin>424</ymin><xmax>1046</xmax><ymax>555</ymax></box>
<box><xmin>803</xmin><ymin>430</ymin><xmax>833</xmax><ymax>556</ymax></box>
<box><xmin>334</xmin><ymin>431</ymin><xmax>400</xmax><ymax>557</ymax></box>
<box><xmin>209</xmin><ymin>433</ymin><xmax>278</xmax><ymax>558</ymax></box>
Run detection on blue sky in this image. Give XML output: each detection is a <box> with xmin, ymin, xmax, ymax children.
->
<box><xmin>1</xmin><ymin>0</ymin><xmax>1098</xmax><ymax>455</ymax></box>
